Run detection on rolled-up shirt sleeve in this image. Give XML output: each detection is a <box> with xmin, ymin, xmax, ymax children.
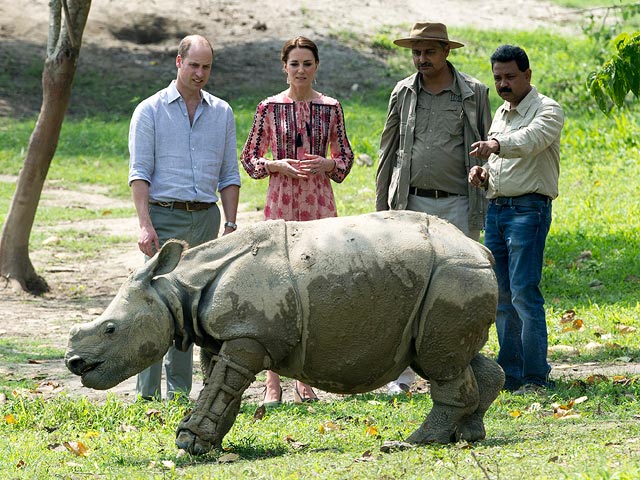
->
<box><xmin>217</xmin><ymin>105</ymin><xmax>241</xmax><ymax>191</ymax></box>
<box><xmin>128</xmin><ymin>103</ymin><xmax>156</xmax><ymax>186</ymax></box>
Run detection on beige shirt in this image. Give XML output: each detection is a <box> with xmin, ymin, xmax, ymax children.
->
<box><xmin>410</xmin><ymin>76</ymin><xmax>467</xmax><ymax>195</ymax></box>
<box><xmin>484</xmin><ymin>86</ymin><xmax>564</xmax><ymax>199</ymax></box>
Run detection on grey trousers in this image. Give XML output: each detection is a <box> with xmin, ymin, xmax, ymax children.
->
<box><xmin>136</xmin><ymin>203</ymin><xmax>221</xmax><ymax>400</ymax></box>
<box><xmin>406</xmin><ymin>194</ymin><xmax>480</xmax><ymax>241</ymax></box>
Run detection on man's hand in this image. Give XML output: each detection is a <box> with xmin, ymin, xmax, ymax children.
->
<box><xmin>138</xmin><ymin>224</ymin><xmax>161</xmax><ymax>257</ymax></box>
<box><xmin>470</xmin><ymin>139</ymin><xmax>500</xmax><ymax>160</ymax></box>
<box><xmin>468</xmin><ymin>165</ymin><xmax>488</xmax><ymax>187</ymax></box>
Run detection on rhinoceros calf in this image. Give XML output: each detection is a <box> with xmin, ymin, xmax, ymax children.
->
<box><xmin>65</xmin><ymin>210</ymin><xmax>503</xmax><ymax>454</ymax></box>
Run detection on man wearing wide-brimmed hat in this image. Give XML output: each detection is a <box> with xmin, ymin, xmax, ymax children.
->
<box><xmin>376</xmin><ymin>22</ymin><xmax>492</xmax><ymax>394</ymax></box>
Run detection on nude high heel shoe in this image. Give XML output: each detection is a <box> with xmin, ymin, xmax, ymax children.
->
<box><xmin>293</xmin><ymin>382</ymin><xmax>318</xmax><ymax>403</ymax></box>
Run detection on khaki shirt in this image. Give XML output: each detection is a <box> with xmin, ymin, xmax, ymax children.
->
<box><xmin>410</xmin><ymin>76</ymin><xmax>467</xmax><ymax>195</ymax></box>
<box><xmin>484</xmin><ymin>86</ymin><xmax>564</xmax><ymax>200</ymax></box>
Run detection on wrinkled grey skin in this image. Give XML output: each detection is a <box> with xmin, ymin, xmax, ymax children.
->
<box><xmin>65</xmin><ymin>210</ymin><xmax>503</xmax><ymax>455</ymax></box>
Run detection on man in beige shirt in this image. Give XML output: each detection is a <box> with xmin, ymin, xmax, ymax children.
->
<box><xmin>469</xmin><ymin>45</ymin><xmax>564</xmax><ymax>395</ymax></box>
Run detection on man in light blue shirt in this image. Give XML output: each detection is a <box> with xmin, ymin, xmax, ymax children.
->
<box><xmin>129</xmin><ymin>34</ymin><xmax>240</xmax><ymax>401</ymax></box>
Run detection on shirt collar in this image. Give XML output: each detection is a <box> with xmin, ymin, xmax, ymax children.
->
<box><xmin>502</xmin><ymin>85</ymin><xmax>538</xmax><ymax>115</ymax></box>
<box><xmin>415</xmin><ymin>64</ymin><xmax>459</xmax><ymax>95</ymax></box>
<box><xmin>167</xmin><ymin>80</ymin><xmax>212</xmax><ymax>106</ymax></box>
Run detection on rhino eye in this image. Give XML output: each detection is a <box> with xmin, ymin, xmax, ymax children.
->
<box><xmin>104</xmin><ymin>323</ymin><xmax>116</xmax><ymax>335</ymax></box>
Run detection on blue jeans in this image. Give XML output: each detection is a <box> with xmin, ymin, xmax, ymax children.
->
<box><xmin>484</xmin><ymin>194</ymin><xmax>552</xmax><ymax>390</ymax></box>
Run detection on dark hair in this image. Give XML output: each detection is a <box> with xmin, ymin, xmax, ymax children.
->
<box><xmin>490</xmin><ymin>45</ymin><xmax>529</xmax><ymax>72</ymax></box>
<box><xmin>178</xmin><ymin>35</ymin><xmax>214</xmax><ymax>60</ymax></box>
<box><xmin>281</xmin><ymin>36</ymin><xmax>320</xmax><ymax>63</ymax></box>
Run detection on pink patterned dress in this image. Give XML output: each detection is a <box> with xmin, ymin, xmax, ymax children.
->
<box><xmin>241</xmin><ymin>92</ymin><xmax>354</xmax><ymax>221</ymax></box>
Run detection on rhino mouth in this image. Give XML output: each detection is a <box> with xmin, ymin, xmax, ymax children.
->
<box><xmin>80</xmin><ymin>361</ymin><xmax>103</xmax><ymax>376</ymax></box>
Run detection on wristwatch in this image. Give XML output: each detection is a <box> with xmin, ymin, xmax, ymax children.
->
<box><xmin>224</xmin><ymin>221</ymin><xmax>238</xmax><ymax>230</ymax></box>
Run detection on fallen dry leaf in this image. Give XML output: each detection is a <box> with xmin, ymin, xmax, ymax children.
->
<box><xmin>548</xmin><ymin>345</ymin><xmax>580</xmax><ymax>356</ymax></box>
<box><xmin>354</xmin><ymin>450</ymin><xmax>376</xmax><ymax>462</ymax></box>
<box><xmin>559</xmin><ymin>310</ymin><xmax>576</xmax><ymax>324</ymax></box>
<box><xmin>586</xmin><ymin>374</ymin><xmax>608</xmax><ymax>384</ymax></box>
<box><xmin>583</xmin><ymin>341</ymin><xmax>604</xmax><ymax>351</ymax></box>
<box><xmin>64</xmin><ymin>441</ymin><xmax>89</xmax><ymax>457</ymax></box>
<box><xmin>217</xmin><ymin>453</ymin><xmax>240</xmax><ymax>464</ymax></box>
<box><xmin>16</xmin><ymin>460</ymin><xmax>26</xmax><ymax>469</ymax></box>
<box><xmin>253</xmin><ymin>404</ymin><xmax>266</xmax><ymax>422</ymax></box>
<box><xmin>365</xmin><ymin>425</ymin><xmax>379</xmax><ymax>437</ymax></box>
<box><xmin>318</xmin><ymin>421</ymin><xmax>341</xmax><ymax>434</ymax></box>
<box><xmin>562</xmin><ymin>318</ymin><xmax>585</xmax><ymax>332</ymax></box>
<box><xmin>380</xmin><ymin>441</ymin><xmax>414</xmax><ymax>453</ymax></box>
<box><xmin>613</xmin><ymin>375</ymin><xmax>631</xmax><ymax>385</ymax></box>
<box><xmin>4</xmin><ymin>414</ymin><xmax>17</xmax><ymax>424</ymax></box>
<box><xmin>527</xmin><ymin>402</ymin><xmax>543</xmax><ymax>413</ymax></box>
<box><xmin>161</xmin><ymin>460</ymin><xmax>175</xmax><ymax>470</ymax></box>
<box><xmin>616</xmin><ymin>324</ymin><xmax>637</xmax><ymax>334</ymax></box>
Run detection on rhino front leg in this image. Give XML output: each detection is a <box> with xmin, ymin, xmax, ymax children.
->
<box><xmin>175</xmin><ymin>338</ymin><xmax>268</xmax><ymax>455</ymax></box>
<box><xmin>456</xmin><ymin>354</ymin><xmax>505</xmax><ymax>442</ymax></box>
<box><xmin>406</xmin><ymin>365</ymin><xmax>479</xmax><ymax>444</ymax></box>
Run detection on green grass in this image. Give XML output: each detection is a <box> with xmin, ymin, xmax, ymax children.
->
<box><xmin>0</xmin><ymin>339</ymin><xmax>62</xmax><ymax>365</ymax></box>
<box><xmin>1</xmin><ymin>382</ymin><xmax>639</xmax><ymax>478</ymax></box>
<box><xmin>1</xmin><ymin>22</ymin><xmax>640</xmax><ymax>479</ymax></box>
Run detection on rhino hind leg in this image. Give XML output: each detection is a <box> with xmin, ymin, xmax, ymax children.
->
<box><xmin>175</xmin><ymin>338</ymin><xmax>268</xmax><ymax>455</ymax></box>
<box><xmin>406</xmin><ymin>365</ymin><xmax>479</xmax><ymax>444</ymax></box>
<box><xmin>456</xmin><ymin>354</ymin><xmax>505</xmax><ymax>442</ymax></box>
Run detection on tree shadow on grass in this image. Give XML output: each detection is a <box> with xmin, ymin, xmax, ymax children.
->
<box><xmin>0</xmin><ymin>35</ymin><xmax>396</xmax><ymax>120</ymax></box>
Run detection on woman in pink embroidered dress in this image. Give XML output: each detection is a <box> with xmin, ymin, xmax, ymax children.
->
<box><xmin>241</xmin><ymin>36</ymin><xmax>354</xmax><ymax>405</ymax></box>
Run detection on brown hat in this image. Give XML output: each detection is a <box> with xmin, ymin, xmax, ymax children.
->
<box><xmin>394</xmin><ymin>22</ymin><xmax>464</xmax><ymax>49</ymax></box>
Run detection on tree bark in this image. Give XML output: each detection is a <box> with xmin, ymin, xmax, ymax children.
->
<box><xmin>0</xmin><ymin>0</ymin><xmax>91</xmax><ymax>294</ymax></box>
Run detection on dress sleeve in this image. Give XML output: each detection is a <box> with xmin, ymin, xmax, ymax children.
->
<box><xmin>240</xmin><ymin>101</ymin><xmax>272</xmax><ymax>179</ymax></box>
<box><xmin>326</xmin><ymin>100</ymin><xmax>354</xmax><ymax>183</ymax></box>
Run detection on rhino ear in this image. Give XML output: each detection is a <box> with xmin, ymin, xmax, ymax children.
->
<box><xmin>154</xmin><ymin>240</ymin><xmax>186</xmax><ymax>276</ymax></box>
<box><xmin>134</xmin><ymin>240</ymin><xmax>186</xmax><ymax>283</ymax></box>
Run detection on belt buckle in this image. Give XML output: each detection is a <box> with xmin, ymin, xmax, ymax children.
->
<box><xmin>185</xmin><ymin>202</ymin><xmax>196</xmax><ymax>211</ymax></box>
<box><xmin>157</xmin><ymin>201</ymin><xmax>173</xmax><ymax>208</ymax></box>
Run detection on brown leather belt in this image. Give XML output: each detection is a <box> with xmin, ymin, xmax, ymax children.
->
<box><xmin>409</xmin><ymin>187</ymin><xmax>459</xmax><ymax>199</ymax></box>
<box><xmin>151</xmin><ymin>201</ymin><xmax>215</xmax><ymax>211</ymax></box>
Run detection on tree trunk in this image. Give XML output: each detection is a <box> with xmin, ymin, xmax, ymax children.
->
<box><xmin>0</xmin><ymin>0</ymin><xmax>91</xmax><ymax>295</ymax></box>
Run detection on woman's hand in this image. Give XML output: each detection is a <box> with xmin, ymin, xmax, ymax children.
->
<box><xmin>298</xmin><ymin>154</ymin><xmax>335</xmax><ymax>176</ymax></box>
<box><xmin>267</xmin><ymin>159</ymin><xmax>309</xmax><ymax>179</ymax></box>
<box><xmin>268</xmin><ymin>155</ymin><xmax>335</xmax><ymax>179</ymax></box>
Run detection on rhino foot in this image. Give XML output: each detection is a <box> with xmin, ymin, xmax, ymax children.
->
<box><xmin>457</xmin><ymin>412</ymin><xmax>486</xmax><ymax>442</ymax></box>
<box><xmin>406</xmin><ymin>403</ymin><xmax>471</xmax><ymax>445</ymax></box>
<box><xmin>175</xmin><ymin>414</ymin><xmax>222</xmax><ymax>455</ymax></box>
<box><xmin>406</xmin><ymin>424</ymin><xmax>460</xmax><ymax>445</ymax></box>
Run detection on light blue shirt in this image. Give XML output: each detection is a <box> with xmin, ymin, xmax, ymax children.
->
<box><xmin>128</xmin><ymin>81</ymin><xmax>240</xmax><ymax>203</ymax></box>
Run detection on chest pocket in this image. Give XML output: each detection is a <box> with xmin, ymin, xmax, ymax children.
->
<box><xmin>440</xmin><ymin>104</ymin><xmax>464</xmax><ymax>138</ymax></box>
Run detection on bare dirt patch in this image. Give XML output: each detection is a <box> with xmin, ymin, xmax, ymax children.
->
<box><xmin>1</xmin><ymin>1</ymin><xmax>636</xmax><ymax>406</ymax></box>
